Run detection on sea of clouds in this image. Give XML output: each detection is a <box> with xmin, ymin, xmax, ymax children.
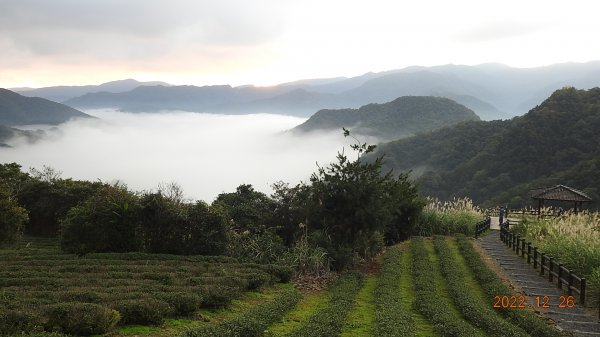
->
<box><xmin>1</xmin><ymin>110</ymin><xmax>359</xmax><ymax>202</ymax></box>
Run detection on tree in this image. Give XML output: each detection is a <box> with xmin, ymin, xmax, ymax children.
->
<box><xmin>303</xmin><ymin>129</ymin><xmax>424</xmax><ymax>269</ymax></box>
<box><xmin>214</xmin><ymin>184</ymin><xmax>276</xmax><ymax>234</ymax></box>
<box><xmin>0</xmin><ymin>184</ymin><xmax>28</xmax><ymax>245</ymax></box>
<box><xmin>61</xmin><ymin>184</ymin><xmax>141</xmax><ymax>254</ymax></box>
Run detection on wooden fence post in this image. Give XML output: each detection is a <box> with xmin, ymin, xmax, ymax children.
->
<box><xmin>541</xmin><ymin>253</ymin><xmax>545</xmax><ymax>275</ymax></box>
<box><xmin>527</xmin><ymin>243</ymin><xmax>532</xmax><ymax>264</ymax></box>
<box><xmin>568</xmin><ymin>271</ymin><xmax>573</xmax><ymax>296</ymax></box>
<box><xmin>557</xmin><ymin>264</ymin><xmax>562</xmax><ymax>289</ymax></box>
<box><xmin>533</xmin><ymin>247</ymin><xmax>538</xmax><ymax>268</ymax></box>
<box><xmin>549</xmin><ymin>257</ymin><xmax>554</xmax><ymax>282</ymax></box>
<box><xmin>580</xmin><ymin>278</ymin><xmax>586</xmax><ymax>306</ymax></box>
<box><xmin>521</xmin><ymin>240</ymin><xmax>526</xmax><ymax>258</ymax></box>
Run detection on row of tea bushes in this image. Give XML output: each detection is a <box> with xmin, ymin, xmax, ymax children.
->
<box><xmin>374</xmin><ymin>246</ymin><xmax>415</xmax><ymax>336</ymax></box>
<box><xmin>455</xmin><ymin>236</ymin><xmax>566</xmax><ymax>337</ymax></box>
<box><xmin>433</xmin><ymin>236</ymin><xmax>529</xmax><ymax>337</ymax></box>
<box><xmin>410</xmin><ymin>237</ymin><xmax>486</xmax><ymax>337</ymax></box>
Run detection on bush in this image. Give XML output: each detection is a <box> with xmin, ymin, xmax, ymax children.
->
<box><xmin>287</xmin><ymin>272</ymin><xmax>363</xmax><ymax>337</ymax></box>
<box><xmin>159</xmin><ymin>292</ymin><xmax>203</xmax><ymax>316</ymax></box>
<box><xmin>43</xmin><ymin>303</ymin><xmax>120</xmax><ymax>336</ymax></box>
<box><xmin>261</xmin><ymin>264</ymin><xmax>293</xmax><ymax>283</ymax></box>
<box><xmin>180</xmin><ymin>287</ymin><xmax>300</xmax><ymax>337</ymax></box>
<box><xmin>0</xmin><ymin>184</ymin><xmax>28</xmax><ymax>246</ymax></box>
<box><xmin>0</xmin><ymin>309</ymin><xmax>42</xmax><ymax>335</ymax></box>
<box><xmin>200</xmin><ymin>285</ymin><xmax>240</xmax><ymax>308</ymax></box>
<box><xmin>111</xmin><ymin>298</ymin><xmax>170</xmax><ymax>325</ymax></box>
<box><xmin>60</xmin><ymin>184</ymin><xmax>141</xmax><ymax>254</ymax></box>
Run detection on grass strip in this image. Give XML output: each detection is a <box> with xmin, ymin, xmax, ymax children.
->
<box><xmin>286</xmin><ymin>272</ymin><xmax>363</xmax><ymax>337</ymax></box>
<box><xmin>433</xmin><ymin>236</ymin><xmax>530</xmax><ymax>337</ymax></box>
<box><xmin>340</xmin><ymin>275</ymin><xmax>376</xmax><ymax>337</ymax></box>
<box><xmin>410</xmin><ymin>237</ymin><xmax>486</xmax><ymax>337</ymax></box>
<box><xmin>455</xmin><ymin>235</ymin><xmax>566</xmax><ymax>337</ymax></box>
<box><xmin>373</xmin><ymin>246</ymin><xmax>416</xmax><ymax>337</ymax></box>
<box><xmin>178</xmin><ymin>287</ymin><xmax>300</xmax><ymax>337</ymax></box>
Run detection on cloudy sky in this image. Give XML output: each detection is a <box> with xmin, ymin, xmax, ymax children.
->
<box><xmin>1</xmin><ymin>0</ymin><xmax>599</xmax><ymax>88</ymax></box>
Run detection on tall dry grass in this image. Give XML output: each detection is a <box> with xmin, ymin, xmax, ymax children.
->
<box><xmin>512</xmin><ymin>211</ymin><xmax>600</xmax><ymax>307</ymax></box>
<box><xmin>414</xmin><ymin>198</ymin><xmax>485</xmax><ymax>236</ymax></box>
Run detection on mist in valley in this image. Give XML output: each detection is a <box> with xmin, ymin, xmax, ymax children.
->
<box><xmin>1</xmin><ymin>110</ymin><xmax>359</xmax><ymax>202</ymax></box>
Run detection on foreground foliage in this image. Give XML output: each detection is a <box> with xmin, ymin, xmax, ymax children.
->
<box><xmin>410</xmin><ymin>237</ymin><xmax>485</xmax><ymax>337</ymax></box>
<box><xmin>286</xmin><ymin>272</ymin><xmax>363</xmax><ymax>337</ymax></box>
<box><xmin>433</xmin><ymin>236</ymin><xmax>528</xmax><ymax>337</ymax></box>
<box><xmin>0</xmin><ymin>238</ymin><xmax>290</xmax><ymax>336</ymax></box>
<box><xmin>373</xmin><ymin>246</ymin><xmax>415</xmax><ymax>336</ymax></box>
<box><xmin>415</xmin><ymin>198</ymin><xmax>484</xmax><ymax>236</ymax></box>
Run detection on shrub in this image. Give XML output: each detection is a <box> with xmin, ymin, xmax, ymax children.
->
<box><xmin>0</xmin><ymin>309</ymin><xmax>42</xmax><ymax>335</ymax></box>
<box><xmin>261</xmin><ymin>264</ymin><xmax>293</xmax><ymax>283</ymax></box>
<box><xmin>112</xmin><ymin>298</ymin><xmax>170</xmax><ymax>325</ymax></box>
<box><xmin>200</xmin><ymin>285</ymin><xmax>240</xmax><ymax>308</ymax></box>
<box><xmin>0</xmin><ymin>184</ymin><xmax>28</xmax><ymax>246</ymax></box>
<box><xmin>287</xmin><ymin>272</ymin><xmax>363</xmax><ymax>337</ymax></box>
<box><xmin>180</xmin><ymin>287</ymin><xmax>300</xmax><ymax>337</ymax></box>
<box><xmin>415</xmin><ymin>198</ymin><xmax>483</xmax><ymax>236</ymax></box>
<box><xmin>43</xmin><ymin>303</ymin><xmax>120</xmax><ymax>336</ymax></box>
<box><xmin>159</xmin><ymin>292</ymin><xmax>203</xmax><ymax>316</ymax></box>
<box><xmin>60</xmin><ymin>184</ymin><xmax>141</xmax><ymax>254</ymax></box>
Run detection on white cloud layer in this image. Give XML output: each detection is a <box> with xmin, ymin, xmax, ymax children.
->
<box><xmin>1</xmin><ymin>111</ymin><xmax>354</xmax><ymax>202</ymax></box>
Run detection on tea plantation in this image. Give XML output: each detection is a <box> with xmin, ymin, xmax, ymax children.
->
<box><xmin>0</xmin><ymin>236</ymin><xmax>568</xmax><ymax>337</ymax></box>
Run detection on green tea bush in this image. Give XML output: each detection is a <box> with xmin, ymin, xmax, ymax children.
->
<box><xmin>433</xmin><ymin>236</ymin><xmax>528</xmax><ymax>337</ymax></box>
<box><xmin>374</xmin><ymin>246</ymin><xmax>415</xmax><ymax>337</ymax></box>
<box><xmin>410</xmin><ymin>237</ymin><xmax>485</xmax><ymax>337</ymax></box>
<box><xmin>159</xmin><ymin>292</ymin><xmax>203</xmax><ymax>316</ymax></box>
<box><xmin>287</xmin><ymin>272</ymin><xmax>363</xmax><ymax>337</ymax></box>
<box><xmin>260</xmin><ymin>264</ymin><xmax>293</xmax><ymax>283</ymax></box>
<box><xmin>180</xmin><ymin>287</ymin><xmax>300</xmax><ymax>337</ymax></box>
<box><xmin>43</xmin><ymin>303</ymin><xmax>120</xmax><ymax>336</ymax></box>
<box><xmin>200</xmin><ymin>285</ymin><xmax>240</xmax><ymax>308</ymax></box>
<box><xmin>456</xmin><ymin>236</ymin><xmax>566</xmax><ymax>337</ymax></box>
<box><xmin>112</xmin><ymin>298</ymin><xmax>170</xmax><ymax>325</ymax></box>
<box><xmin>0</xmin><ymin>309</ymin><xmax>41</xmax><ymax>335</ymax></box>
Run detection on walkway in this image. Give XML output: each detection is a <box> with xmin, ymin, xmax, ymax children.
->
<box><xmin>477</xmin><ymin>232</ymin><xmax>600</xmax><ymax>337</ymax></box>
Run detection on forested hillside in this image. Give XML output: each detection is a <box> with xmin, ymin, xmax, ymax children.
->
<box><xmin>0</xmin><ymin>88</ymin><xmax>91</xmax><ymax>126</ymax></box>
<box><xmin>293</xmin><ymin>96</ymin><xmax>479</xmax><ymax>140</ymax></box>
<box><xmin>375</xmin><ymin>87</ymin><xmax>600</xmax><ymax>208</ymax></box>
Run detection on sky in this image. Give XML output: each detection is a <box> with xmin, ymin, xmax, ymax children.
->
<box><xmin>1</xmin><ymin>0</ymin><xmax>600</xmax><ymax>88</ymax></box>
<box><xmin>3</xmin><ymin>110</ymin><xmax>356</xmax><ymax>202</ymax></box>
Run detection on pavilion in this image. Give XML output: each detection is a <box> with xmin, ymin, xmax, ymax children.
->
<box><xmin>530</xmin><ymin>185</ymin><xmax>592</xmax><ymax>214</ymax></box>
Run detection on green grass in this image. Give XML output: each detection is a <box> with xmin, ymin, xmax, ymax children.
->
<box><xmin>398</xmin><ymin>244</ymin><xmax>437</xmax><ymax>337</ymax></box>
<box><xmin>340</xmin><ymin>275</ymin><xmax>377</xmax><ymax>337</ymax></box>
<box><xmin>265</xmin><ymin>290</ymin><xmax>329</xmax><ymax>336</ymax></box>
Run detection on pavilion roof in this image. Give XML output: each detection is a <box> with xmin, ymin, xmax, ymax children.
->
<box><xmin>530</xmin><ymin>185</ymin><xmax>592</xmax><ymax>202</ymax></box>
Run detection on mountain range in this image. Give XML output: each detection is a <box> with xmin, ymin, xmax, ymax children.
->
<box><xmin>13</xmin><ymin>62</ymin><xmax>600</xmax><ymax>121</ymax></box>
<box><xmin>0</xmin><ymin>88</ymin><xmax>91</xmax><ymax>126</ymax></box>
<box><xmin>293</xmin><ymin>96</ymin><xmax>479</xmax><ymax>141</ymax></box>
<box><xmin>371</xmin><ymin>87</ymin><xmax>600</xmax><ymax>208</ymax></box>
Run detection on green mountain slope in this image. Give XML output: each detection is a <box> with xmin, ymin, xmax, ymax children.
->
<box><xmin>293</xmin><ymin>96</ymin><xmax>480</xmax><ymax>140</ymax></box>
<box><xmin>0</xmin><ymin>88</ymin><xmax>91</xmax><ymax>126</ymax></box>
<box><xmin>374</xmin><ymin>87</ymin><xmax>600</xmax><ymax>208</ymax></box>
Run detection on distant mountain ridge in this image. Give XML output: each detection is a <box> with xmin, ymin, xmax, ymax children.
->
<box><xmin>0</xmin><ymin>88</ymin><xmax>91</xmax><ymax>126</ymax></box>
<box><xmin>293</xmin><ymin>96</ymin><xmax>480</xmax><ymax>141</ymax></box>
<box><xmin>14</xmin><ymin>79</ymin><xmax>170</xmax><ymax>103</ymax></box>
<box><xmin>372</xmin><ymin>87</ymin><xmax>600</xmax><ymax>208</ymax></box>
<box><xmin>56</xmin><ymin>62</ymin><xmax>600</xmax><ymax>120</ymax></box>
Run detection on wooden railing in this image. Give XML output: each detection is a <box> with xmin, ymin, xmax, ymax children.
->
<box><xmin>499</xmin><ymin>222</ymin><xmax>587</xmax><ymax>305</ymax></box>
<box><xmin>474</xmin><ymin>217</ymin><xmax>491</xmax><ymax>238</ymax></box>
